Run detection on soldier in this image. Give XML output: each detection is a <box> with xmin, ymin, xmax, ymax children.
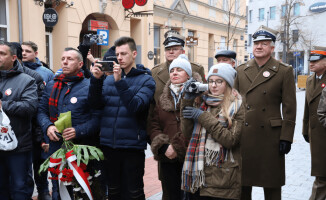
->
<box><xmin>149</xmin><ymin>30</ymin><xmax>206</xmax><ymax>200</ymax></box>
<box><xmin>234</xmin><ymin>25</ymin><xmax>296</xmax><ymax>200</ymax></box>
<box><xmin>305</xmin><ymin>50</ymin><xmax>326</xmax><ymax>200</ymax></box>
<box><xmin>215</xmin><ymin>49</ymin><xmax>237</xmax><ymax>68</ymax></box>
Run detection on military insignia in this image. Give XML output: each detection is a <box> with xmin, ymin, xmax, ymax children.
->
<box><xmin>273</xmin><ymin>66</ymin><xmax>276</xmax><ymax>69</ymax></box>
<box><xmin>4</xmin><ymin>88</ymin><xmax>12</xmax><ymax>96</ymax></box>
<box><xmin>322</xmin><ymin>83</ymin><xmax>325</xmax><ymax>88</ymax></box>
<box><xmin>213</xmin><ymin>69</ymin><xmax>218</xmax><ymax>73</ymax></box>
<box><xmin>263</xmin><ymin>71</ymin><xmax>270</xmax><ymax>78</ymax></box>
<box><xmin>70</xmin><ymin>97</ymin><xmax>78</xmax><ymax>104</ymax></box>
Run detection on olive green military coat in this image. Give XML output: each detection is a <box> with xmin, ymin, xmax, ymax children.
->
<box><xmin>304</xmin><ymin>74</ymin><xmax>326</xmax><ymax>177</ymax></box>
<box><xmin>234</xmin><ymin>57</ymin><xmax>296</xmax><ymax>187</ymax></box>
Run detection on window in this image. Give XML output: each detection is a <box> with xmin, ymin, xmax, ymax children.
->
<box><xmin>259</xmin><ymin>8</ymin><xmax>265</xmax><ymax>21</ymax></box>
<box><xmin>209</xmin><ymin>9</ymin><xmax>216</xmax><ymax>18</ymax></box>
<box><xmin>154</xmin><ymin>25</ymin><xmax>161</xmax><ymax>65</ymax></box>
<box><xmin>293</xmin><ymin>3</ymin><xmax>300</xmax><ymax>16</ymax></box>
<box><xmin>281</xmin><ymin>5</ymin><xmax>287</xmax><ymax>17</ymax></box>
<box><xmin>190</xmin><ymin>2</ymin><xmax>198</xmax><ymax>12</ymax></box>
<box><xmin>208</xmin><ymin>0</ymin><xmax>216</xmax><ymax>7</ymax></box>
<box><xmin>234</xmin><ymin>0</ymin><xmax>240</xmax><ymax>14</ymax></box>
<box><xmin>223</xmin><ymin>0</ymin><xmax>228</xmax><ymax>11</ymax></box>
<box><xmin>293</xmin><ymin>30</ymin><xmax>299</xmax><ymax>43</ymax></box>
<box><xmin>233</xmin><ymin>39</ymin><xmax>238</xmax><ymax>52</ymax></box>
<box><xmin>0</xmin><ymin>0</ymin><xmax>8</xmax><ymax>41</ymax></box>
<box><xmin>248</xmin><ymin>34</ymin><xmax>252</xmax><ymax>47</ymax></box>
<box><xmin>280</xmin><ymin>32</ymin><xmax>285</xmax><ymax>43</ymax></box>
<box><xmin>269</xmin><ymin>6</ymin><xmax>276</xmax><ymax>20</ymax></box>
<box><xmin>248</xmin><ymin>10</ymin><xmax>252</xmax><ymax>23</ymax></box>
<box><xmin>220</xmin><ymin>36</ymin><xmax>226</xmax><ymax>49</ymax></box>
<box><xmin>188</xmin><ymin>31</ymin><xmax>195</xmax><ymax>62</ymax></box>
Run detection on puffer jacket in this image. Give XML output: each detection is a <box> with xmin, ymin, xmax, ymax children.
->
<box><xmin>0</xmin><ymin>60</ymin><xmax>38</xmax><ymax>154</ymax></box>
<box><xmin>88</xmin><ymin>64</ymin><xmax>155</xmax><ymax>149</ymax></box>
<box><xmin>37</xmin><ymin>74</ymin><xmax>100</xmax><ymax>155</ymax></box>
<box><xmin>181</xmin><ymin>94</ymin><xmax>244</xmax><ymax>200</ymax></box>
<box><xmin>150</xmin><ymin>72</ymin><xmax>202</xmax><ymax>162</ymax></box>
<box><xmin>24</xmin><ymin>57</ymin><xmax>54</xmax><ymax>84</ymax></box>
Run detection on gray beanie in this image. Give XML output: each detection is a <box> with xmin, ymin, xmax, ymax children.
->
<box><xmin>169</xmin><ymin>54</ymin><xmax>192</xmax><ymax>77</ymax></box>
<box><xmin>207</xmin><ymin>63</ymin><xmax>237</xmax><ymax>87</ymax></box>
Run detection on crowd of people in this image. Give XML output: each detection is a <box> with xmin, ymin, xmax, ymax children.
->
<box><xmin>0</xmin><ymin>25</ymin><xmax>325</xmax><ymax>200</ymax></box>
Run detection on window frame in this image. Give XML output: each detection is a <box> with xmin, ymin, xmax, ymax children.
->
<box><xmin>259</xmin><ymin>8</ymin><xmax>265</xmax><ymax>21</ymax></box>
<box><xmin>0</xmin><ymin>0</ymin><xmax>10</xmax><ymax>42</ymax></box>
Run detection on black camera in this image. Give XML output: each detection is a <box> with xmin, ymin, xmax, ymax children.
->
<box><xmin>97</xmin><ymin>61</ymin><xmax>114</xmax><ymax>72</ymax></box>
<box><xmin>185</xmin><ymin>82</ymin><xmax>208</xmax><ymax>93</ymax></box>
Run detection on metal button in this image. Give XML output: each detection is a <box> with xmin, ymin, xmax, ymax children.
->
<box><xmin>263</xmin><ymin>91</ymin><xmax>267</xmax><ymax>94</ymax></box>
<box><xmin>247</xmin><ymin>105</ymin><xmax>250</xmax><ymax>110</ymax></box>
<box><xmin>245</xmin><ymin>122</ymin><xmax>248</xmax><ymax>126</ymax></box>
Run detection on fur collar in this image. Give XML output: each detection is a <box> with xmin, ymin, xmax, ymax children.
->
<box><xmin>159</xmin><ymin>72</ymin><xmax>203</xmax><ymax>112</ymax></box>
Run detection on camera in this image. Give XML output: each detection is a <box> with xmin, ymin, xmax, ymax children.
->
<box><xmin>83</xmin><ymin>33</ymin><xmax>103</xmax><ymax>45</ymax></box>
<box><xmin>97</xmin><ymin>61</ymin><xmax>114</xmax><ymax>72</ymax></box>
<box><xmin>185</xmin><ymin>82</ymin><xmax>208</xmax><ymax>93</ymax></box>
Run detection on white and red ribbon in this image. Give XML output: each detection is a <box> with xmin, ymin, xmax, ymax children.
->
<box><xmin>49</xmin><ymin>157</ymin><xmax>71</xmax><ymax>200</ymax></box>
<box><xmin>48</xmin><ymin>150</ymin><xmax>93</xmax><ymax>200</ymax></box>
<box><xmin>66</xmin><ymin>150</ymin><xmax>93</xmax><ymax>200</ymax></box>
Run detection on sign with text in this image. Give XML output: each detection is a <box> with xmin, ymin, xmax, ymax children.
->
<box><xmin>43</xmin><ymin>8</ymin><xmax>58</xmax><ymax>27</ymax></box>
<box><xmin>309</xmin><ymin>2</ymin><xmax>326</xmax><ymax>13</ymax></box>
<box><xmin>97</xmin><ymin>29</ymin><xmax>109</xmax><ymax>46</ymax></box>
<box><xmin>186</xmin><ymin>36</ymin><xmax>198</xmax><ymax>46</ymax></box>
<box><xmin>88</xmin><ymin>20</ymin><xmax>109</xmax><ymax>31</ymax></box>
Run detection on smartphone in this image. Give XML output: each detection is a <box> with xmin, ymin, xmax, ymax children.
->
<box><xmin>97</xmin><ymin>61</ymin><xmax>114</xmax><ymax>72</ymax></box>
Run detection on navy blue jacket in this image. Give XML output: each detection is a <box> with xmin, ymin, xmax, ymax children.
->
<box><xmin>88</xmin><ymin>64</ymin><xmax>155</xmax><ymax>149</ymax></box>
<box><xmin>37</xmin><ymin>76</ymin><xmax>100</xmax><ymax>156</ymax></box>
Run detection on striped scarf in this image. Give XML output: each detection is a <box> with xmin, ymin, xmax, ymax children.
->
<box><xmin>181</xmin><ymin>89</ymin><xmax>242</xmax><ymax>193</ymax></box>
<box><xmin>49</xmin><ymin>72</ymin><xmax>84</xmax><ymax>123</ymax></box>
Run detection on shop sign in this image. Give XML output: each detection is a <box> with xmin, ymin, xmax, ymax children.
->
<box><xmin>147</xmin><ymin>51</ymin><xmax>154</xmax><ymax>60</ymax></box>
<box><xmin>186</xmin><ymin>36</ymin><xmax>198</xmax><ymax>46</ymax></box>
<box><xmin>88</xmin><ymin>20</ymin><xmax>109</xmax><ymax>31</ymax></box>
<box><xmin>43</xmin><ymin>8</ymin><xmax>58</xmax><ymax>27</ymax></box>
<box><xmin>309</xmin><ymin>2</ymin><xmax>326</xmax><ymax>13</ymax></box>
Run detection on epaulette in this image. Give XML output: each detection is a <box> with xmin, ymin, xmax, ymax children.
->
<box><xmin>279</xmin><ymin>61</ymin><xmax>291</xmax><ymax>68</ymax></box>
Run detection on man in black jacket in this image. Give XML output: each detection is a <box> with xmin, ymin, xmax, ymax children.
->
<box><xmin>0</xmin><ymin>41</ymin><xmax>38</xmax><ymax>199</ymax></box>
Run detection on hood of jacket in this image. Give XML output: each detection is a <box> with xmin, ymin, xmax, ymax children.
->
<box><xmin>0</xmin><ymin>60</ymin><xmax>24</xmax><ymax>78</ymax></box>
<box><xmin>160</xmin><ymin>72</ymin><xmax>202</xmax><ymax>112</ymax></box>
<box><xmin>122</xmin><ymin>64</ymin><xmax>152</xmax><ymax>77</ymax></box>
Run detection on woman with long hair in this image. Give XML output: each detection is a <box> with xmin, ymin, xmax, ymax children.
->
<box><xmin>149</xmin><ymin>54</ymin><xmax>203</xmax><ymax>200</ymax></box>
<box><xmin>181</xmin><ymin>63</ymin><xmax>244</xmax><ymax>200</ymax></box>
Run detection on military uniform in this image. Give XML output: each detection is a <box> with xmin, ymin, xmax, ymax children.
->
<box><xmin>234</xmin><ymin>57</ymin><xmax>296</xmax><ymax>187</ymax></box>
<box><xmin>304</xmin><ymin>50</ymin><xmax>326</xmax><ymax>200</ymax></box>
<box><xmin>234</xmin><ymin>25</ymin><xmax>296</xmax><ymax>200</ymax></box>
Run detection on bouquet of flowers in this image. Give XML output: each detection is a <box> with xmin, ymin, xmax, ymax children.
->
<box><xmin>39</xmin><ymin>111</ymin><xmax>104</xmax><ymax>200</ymax></box>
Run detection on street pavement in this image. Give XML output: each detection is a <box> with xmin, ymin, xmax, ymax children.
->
<box><xmin>145</xmin><ymin>89</ymin><xmax>315</xmax><ymax>200</ymax></box>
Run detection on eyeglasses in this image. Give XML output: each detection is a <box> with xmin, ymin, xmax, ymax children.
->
<box><xmin>165</xmin><ymin>47</ymin><xmax>182</xmax><ymax>52</ymax></box>
<box><xmin>208</xmin><ymin>79</ymin><xmax>224</xmax><ymax>85</ymax></box>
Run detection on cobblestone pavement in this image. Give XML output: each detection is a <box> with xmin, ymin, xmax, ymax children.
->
<box><xmin>147</xmin><ymin>90</ymin><xmax>315</xmax><ymax>200</ymax></box>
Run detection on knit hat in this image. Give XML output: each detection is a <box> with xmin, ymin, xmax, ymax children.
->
<box><xmin>207</xmin><ymin>63</ymin><xmax>237</xmax><ymax>88</ymax></box>
<box><xmin>10</xmin><ymin>42</ymin><xmax>23</xmax><ymax>60</ymax></box>
<box><xmin>169</xmin><ymin>54</ymin><xmax>192</xmax><ymax>77</ymax></box>
<box><xmin>103</xmin><ymin>46</ymin><xmax>118</xmax><ymax>63</ymax></box>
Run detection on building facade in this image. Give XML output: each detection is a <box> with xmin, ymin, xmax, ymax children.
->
<box><xmin>153</xmin><ymin>0</ymin><xmax>247</xmax><ymax>72</ymax></box>
<box><xmin>0</xmin><ymin>0</ymin><xmax>246</xmax><ymax>73</ymax></box>
<box><xmin>247</xmin><ymin>0</ymin><xmax>326</xmax><ymax>75</ymax></box>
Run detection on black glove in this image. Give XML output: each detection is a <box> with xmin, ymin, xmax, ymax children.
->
<box><xmin>303</xmin><ymin>134</ymin><xmax>309</xmax><ymax>143</ymax></box>
<box><xmin>82</xmin><ymin>34</ymin><xmax>97</xmax><ymax>46</ymax></box>
<box><xmin>279</xmin><ymin>140</ymin><xmax>292</xmax><ymax>155</ymax></box>
<box><xmin>182</xmin><ymin>106</ymin><xmax>203</xmax><ymax>120</ymax></box>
